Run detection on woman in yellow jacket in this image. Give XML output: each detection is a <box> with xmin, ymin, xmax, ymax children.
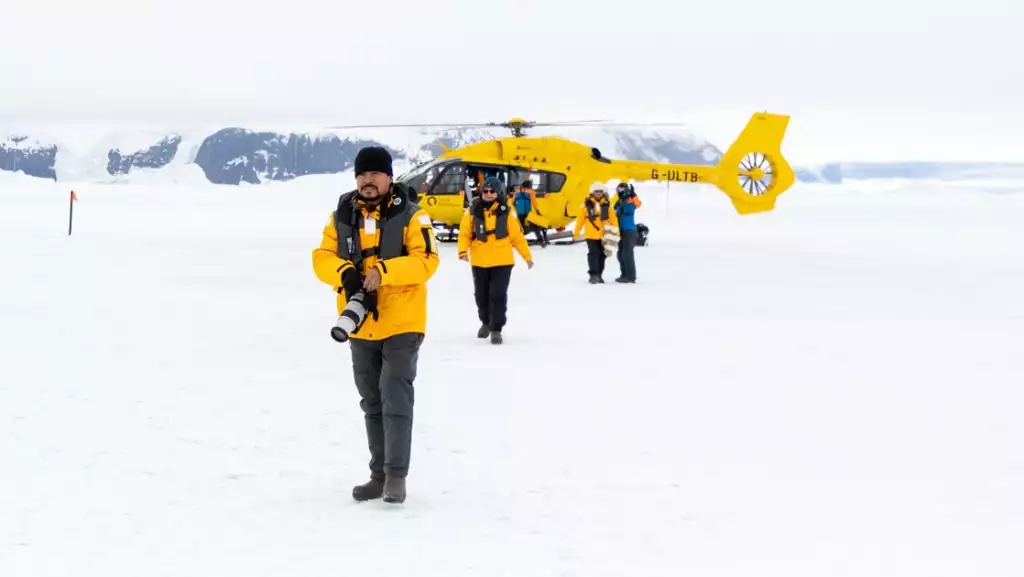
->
<box><xmin>573</xmin><ymin>181</ymin><xmax>619</xmax><ymax>284</ymax></box>
<box><xmin>457</xmin><ymin>177</ymin><xmax>533</xmax><ymax>344</ymax></box>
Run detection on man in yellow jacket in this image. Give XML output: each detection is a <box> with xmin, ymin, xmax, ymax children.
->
<box><xmin>312</xmin><ymin>146</ymin><xmax>440</xmax><ymax>504</ymax></box>
<box><xmin>457</xmin><ymin>177</ymin><xmax>533</xmax><ymax>344</ymax></box>
<box><xmin>573</xmin><ymin>181</ymin><xmax>619</xmax><ymax>284</ymax></box>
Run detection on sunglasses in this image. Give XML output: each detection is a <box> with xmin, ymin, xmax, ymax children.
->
<box><xmin>481</xmin><ymin>189</ymin><xmax>497</xmax><ymax>194</ymax></box>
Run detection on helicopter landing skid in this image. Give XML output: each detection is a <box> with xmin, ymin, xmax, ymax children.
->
<box><xmin>433</xmin><ymin>224</ymin><xmax>460</xmax><ymax>243</ymax></box>
<box><xmin>544</xmin><ymin>229</ymin><xmax>578</xmax><ymax>245</ymax></box>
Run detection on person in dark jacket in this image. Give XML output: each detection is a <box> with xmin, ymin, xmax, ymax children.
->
<box><xmin>512</xmin><ymin>179</ymin><xmax>548</xmax><ymax>247</ymax></box>
<box><xmin>612</xmin><ymin>182</ymin><xmax>642</xmax><ymax>283</ymax></box>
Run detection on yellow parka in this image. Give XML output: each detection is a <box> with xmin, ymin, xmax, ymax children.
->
<box><xmin>573</xmin><ymin>193</ymin><xmax>618</xmax><ymax>240</ymax></box>
<box><xmin>457</xmin><ymin>198</ymin><xmax>533</xmax><ymax>268</ymax></box>
<box><xmin>312</xmin><ymin>188</ymin><xmax>440</xmax><ymax>340</ymax></box>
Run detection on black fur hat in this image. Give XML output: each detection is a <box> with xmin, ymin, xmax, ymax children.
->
<box><xmin>354</xmin><ymin>146</ymin><xmax>393</xmax><ymax>176</ymax></box>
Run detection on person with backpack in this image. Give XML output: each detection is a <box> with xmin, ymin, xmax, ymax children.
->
<box><xmin>612</xmin><ymin>182</ymin><xmax>642</xmax><ymax>283</ymax></box>
<box><xmin>573</xmin><ymin>181</ymin><xmax>618</xmax><ymax>284</ymax></box>
<box><xmin>512</xmin><ymin>179</ymin><xmax>548</xmax><ymax>247</ymax></box>
<box><xmin>457</xmin><ymin>177</ymin><xmax>534</xmax><ymax>344</ymax></box>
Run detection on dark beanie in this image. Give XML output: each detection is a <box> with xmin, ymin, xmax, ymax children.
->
<box><xmin>354</xmin><ymin>146</ymin><xmax>393</xmax><ymax>176</ymax></box>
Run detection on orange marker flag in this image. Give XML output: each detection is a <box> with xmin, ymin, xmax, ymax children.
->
<box><xmin>68</xmin><ymin>190</ymin><xmax>78</xmax><ymax>235</ymax></box>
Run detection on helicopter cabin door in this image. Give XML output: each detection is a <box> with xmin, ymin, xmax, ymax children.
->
<box><xmin>423</xmin><ymin>163</ymin><xmax>468</xmax><ymax>227</ymax></box>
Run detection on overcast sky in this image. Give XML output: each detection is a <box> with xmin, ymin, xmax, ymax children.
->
<box><xmin>1</xmin><ymin>0</ymin><xmax>1020</xmax><ymax>162</ymax></box>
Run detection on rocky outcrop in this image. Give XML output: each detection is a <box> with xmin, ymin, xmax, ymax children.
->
<box><xmin>192</xmin><ymin>128</ymin><xmax>405</xmax><ymax>185</ymax></box>
<box><xmin>0</xmin><ymin>136</ymin><xmax>58</xmax><ymax>180</ymax></box>
<box><xmin>107</xmin><ymin>135</ymin><xmax>182</xmax><ymax>175</ymax></box>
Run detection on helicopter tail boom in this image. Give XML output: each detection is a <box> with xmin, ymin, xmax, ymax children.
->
<box><xmin>599</xmin><ymin>159</ymin><xmax>719</xmax><ymax>186</ymax></box>
<box><xmin>588</xmin><ymin>112</ymin><xmax>794</xmax><ymax>214</ymax></box>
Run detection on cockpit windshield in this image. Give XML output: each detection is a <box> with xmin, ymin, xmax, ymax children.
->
<box><xmin>396</xmin><ymin>158</ymin><xmax>452</xmax><ymax>196</ymax></box>
<box><xmin>396</xmin><ymin>158</ymin><xmax>444</xmax><ymax>182</ymax></box>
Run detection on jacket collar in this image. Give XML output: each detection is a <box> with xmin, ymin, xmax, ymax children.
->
<box><xmin>342</xmin><ymin>182</ymin><xmax>412</xmax><ymax>219</ymax></box>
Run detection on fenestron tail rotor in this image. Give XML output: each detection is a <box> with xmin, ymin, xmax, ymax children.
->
<box><xmin>738</xmin><ymin>152</ymin><xmax>774</xmax><ymax>196</ymax></box>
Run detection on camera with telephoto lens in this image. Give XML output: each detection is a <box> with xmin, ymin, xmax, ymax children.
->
<box><xmin>331</xmin><ymin>289</ymin><xmax>369</xmax><ymax>342</ymax></box>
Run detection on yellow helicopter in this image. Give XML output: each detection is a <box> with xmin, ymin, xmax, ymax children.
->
<box><xmin>328</xmin><ymin>112</ymin><xmax>794</xmax><ymax>242</ymax></box>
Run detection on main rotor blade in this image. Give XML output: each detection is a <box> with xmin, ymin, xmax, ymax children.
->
<box><xmin>323</xmin><ymin>119</ymin><xmax>695</xmax><ymax>130</ymax></box>
<box><xmin>527</xmin><ymin>119</ymin><xmax>611</xmax><ymax>125</ymax></box>
<box><xmin>534</xmin><ymin>121</ymin><xmax>693</xmax><ymax>127</ymax></box>
<box><xmin>323</xmin><ymin>122</ymin><xmax>496</xmax><ymax>129</ymax></box>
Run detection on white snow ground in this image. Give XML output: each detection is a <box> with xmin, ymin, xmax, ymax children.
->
<box><xmin>1</xmin><ymin>173</ymin><xmax>1023</xmax><ymax>576</ymax></box>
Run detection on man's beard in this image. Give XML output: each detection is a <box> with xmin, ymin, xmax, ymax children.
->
<box><xmin>358</xmin><ymin>184</ymin><xmax>385</xmax><ymax>205</ymax></box>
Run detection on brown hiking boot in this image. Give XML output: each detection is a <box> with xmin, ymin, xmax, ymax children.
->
<box><xmin>383</xmin><ymin>476</ymin><xmax>406</xmax><ymax>503</ymax></box>
<box><xmin>352</xmin><ymin>477</ymin><xmax>384</xmax><ymax>501</ymax></box>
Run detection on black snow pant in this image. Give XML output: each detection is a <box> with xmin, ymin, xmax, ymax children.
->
<box><xmin>518</xmin><ymin>213</ymin><xmax>547</xmax><ymax>245</ymax></box>
<box><xmin>617</xmin><ymin>229</ymin><xmax>638</xmax><ymax>280</ymax></box>
<box><xmin>586</xmin><ymin>239</ymin><xmax>606</xmax><ymax>278</ymax></box>
<box><xmin>349</xmin><ymin>332</ymin><xmax>423</xmax><ymax>480</ymax></box>
<box><xmin>472</xmin><ymin>264</ymin><xmax>513</xmax><ymax>331</ymax></box>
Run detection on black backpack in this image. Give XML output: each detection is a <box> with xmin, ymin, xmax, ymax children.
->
<box><xmin>636</xmin><ymin>223</ymin><xmax>649</xmax><ymax>246</ymax></box>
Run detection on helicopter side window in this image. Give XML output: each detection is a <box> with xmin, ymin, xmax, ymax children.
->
<box><xmin>429</xmin><ymin>164</ymin><xmax>466</xmax><ymax>195</ymax></box>
<box><xmin>545</xmin><ymin>171</ymin><xmax>566</xmax><ymax>193</ymax></box>
<box><xmin>513</xmin><ymin>170</ymin><xmax>541</xmax><ymax>196</ymax></box>
<box><xmin>517</xmin><ymin>169</ymin><xmax>565</xmax><ymax>197</ymax></box>
<box><xmin>511</xmin><ymin>169</ymin><xmax>533</xmax><ymax>189</ymax></box>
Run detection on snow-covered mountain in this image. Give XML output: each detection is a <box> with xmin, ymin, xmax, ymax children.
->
<box><xmin>8</xmin><ymin>125</ymin><xmax>1024</xmax><ymax>187</ymax></box>
<box><xmin>1</xmin><ymin>124</ymin><xmax>723</xmax><ymax>185</ymax></box>
<box><xmin>0</xmin><ymin>135</ymin><xmax>57</xmax><ymax>179</ymax></box>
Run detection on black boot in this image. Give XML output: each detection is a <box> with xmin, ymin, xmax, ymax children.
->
<box><xmin>588</xmin><ymin>275</ymin><xmax>599</xmax><ymax>284</ymax></box>
<box><xmin>490</xmin><ymin>330</ymin><xmax>502</xmax><ymax>344</ymax></box>
<box><xmin>477</xmin><ymin>324</ymin><xmax>489</xmax><ymax>338</ymax></box>
<box><xmin>352</xmin><ymin>477</ymin><xmax>384</xmax><ymax>501</ymax></box>
<box><xmin>383</xmin><ymin>476</ymin><xmax>406</xmax><ymax>503</ymax></box>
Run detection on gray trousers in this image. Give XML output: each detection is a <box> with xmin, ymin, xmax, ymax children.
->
<box><xmin>349</xmin><ymin>332</ymin><xmax>423</xmax><ymax>480</ymax></box>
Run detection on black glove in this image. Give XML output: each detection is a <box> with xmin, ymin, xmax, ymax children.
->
<box><xmin>341</xmin><ymin>267</ymin><xmax>362</xmax><ymax>301</ymax></box>
<box><xmin>362</xmin><ymin>290</ymin><xmax>379</xmax><ymax>322</ymax></box>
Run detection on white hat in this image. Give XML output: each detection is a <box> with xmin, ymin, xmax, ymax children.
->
<box><xmin>590</xmin><ymin>181</ymin><xmax>607</xmax><ymax>193</ymax></box>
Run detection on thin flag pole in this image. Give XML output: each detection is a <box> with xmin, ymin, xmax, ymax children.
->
<box><xmin>665</xmin><ymin>179</ymin><xmax>670</xmax><ymax>219</ymax></box>
<box><xmin>68</xmin><ymin>190</ymin><xmax>77</xmax><ymax>235</ymax></box>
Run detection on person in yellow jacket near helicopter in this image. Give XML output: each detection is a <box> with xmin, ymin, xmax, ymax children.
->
<box><xmin>573</xmin><ymin>181</ymin><xmax>618</xmax><ymax>284</ymax></box>
<box><xmin>311</xmin><ymin>146</ymin><xmax>440</xmax><ymax>505</ymax></box>
<box><xmin>457</xmin><ymin>177</ymin><xmax>533</xmax><ymax>344</ymax></box>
